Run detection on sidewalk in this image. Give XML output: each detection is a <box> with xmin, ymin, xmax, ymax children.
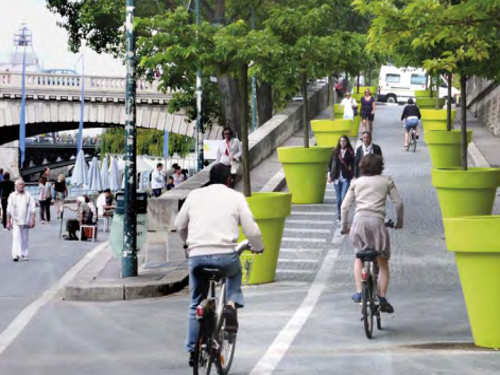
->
<box><xmin>63</xmin><ymin>108</ymin><xmax>328</xmax><ymax>301</ymax></box>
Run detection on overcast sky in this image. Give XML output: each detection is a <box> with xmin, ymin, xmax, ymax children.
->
<box><xmin>0</xmin><ymin>0</ymin><xmax>126</xmax><ymax>76</ymax></box>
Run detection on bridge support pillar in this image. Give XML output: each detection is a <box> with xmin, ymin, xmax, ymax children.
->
<box><xmin>0</xmin><ymin>141</ymin><xmax>20</xmax><ymax>179</ymax></box>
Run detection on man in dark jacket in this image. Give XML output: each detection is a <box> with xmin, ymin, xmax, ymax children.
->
<box><xmin>354</xmin><ymin>131</ymin><xmax>383</xmax><ymax>178</ymax></box>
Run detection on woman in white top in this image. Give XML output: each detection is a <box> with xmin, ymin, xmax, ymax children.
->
<box><xmin>340</xmin><ymin>92</ymin><xmax>358</xmax><ymax>120</ymax></box>
<box><xmin>215</xmin><ymin>127</ymin><xmax>242</xmax><ymax>187</ymax></box>
<box><xmin>38</xmin><ymin>176</ymin><xmax>52</xmax><ymax>224</ymax></box>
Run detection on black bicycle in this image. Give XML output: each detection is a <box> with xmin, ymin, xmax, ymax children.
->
<box><xmin>356</xmin><ymin>220</ymin><xmax>394</xmax><ymax>339</ymax></box>
<box><xmin>192</xmin><ymin>240</ymin><xmax>260</xmax><ymax>375</ymax></box>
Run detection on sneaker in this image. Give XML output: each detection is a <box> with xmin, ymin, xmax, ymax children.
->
<box><xmin>41</xmin><ymin>220</ymin><xmax>45</xmax><ymax>224</ymax></box>
<box><xmin>352</xmin><ymin>292</ymin><xmax>361</xmax><ymax>303</ymax></box>
<box><xmin>378</xmin><ymin>296</ymin><xmax>394</xmax><ymax>314</ymax></box>
<box><xmin>13</xmin><ymin>256</ymin><xmax>19</xmax><ymax>262</ymax></box>
<box><xmin>188</xmin><ymin>352</ymin><xmax>196</xmax><ymax>367</ymax></box>
<box><xmin>416</xmin><ymin>135</ymin><xmax>420</xmax><ymax>140</ymax></box>
<box><xmin>223</xmin><ymin>305</ymin><xmax>238</xmax><ymax>333</ymax></box>
<box><xmin>22</xmin><ymin>255</ymin><xmax>28</xmax><ymax>261</ymax></box>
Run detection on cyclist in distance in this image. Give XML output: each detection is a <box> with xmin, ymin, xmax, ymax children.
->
<box><xmin>175</xmin><ymin>163</ymin><xmax>264</xmax><ymax>366</ymax></box>
<box><xmin>340</xmin><ymin>154</ymin><xmax>404</xmax><ymax>314</ymax></box>
<box><xmin>401</xmin><ymin>98</ymin><xmax>421</xmax><ymax>148</ymax></box>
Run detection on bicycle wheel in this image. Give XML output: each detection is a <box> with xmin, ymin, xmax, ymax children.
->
<box><xmin>215</xmin><ymin>316</ymin><xmax>237</xmax><ymax>375</ymax></box>
<box><xmin>361</xmin><ymin>279</ymin><xmax>374</xmax><ymax>339</ymax></box>
<box><xmin>193</xmin><ymin>320</ymin><xmax>214</xmax><ymax>375</ymax></box>
<box><xmin>411</xmin><ymin>130</ymin><xmax>417</xmax><ymax>152</ymax></box>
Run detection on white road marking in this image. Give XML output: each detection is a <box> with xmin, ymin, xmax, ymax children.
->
<box><xmin>275</xmin><ymin>269</ymin><xmax>316</xmax><ymax>274</ymax></box>
<box><xmin>286</xmin><ymin>219</ymin><xmax>332</xmax><ymax>225</ymax></box>
<box><xmin>278</xmin><ymin>259</ymin><xmax>319</xmax><ymax>264</ymax></box>
<box><xmin>280</xmin><ymin>248</ymin><xmax>324</xmax><ymax>253</ymax></box>
<box><xmin>250</xmin><ymin>248</ymin><xmax>340</xmax><ymax>375</ymax></box>
<box><xmin>292</xmin><ymin>204</ymin><xmax>335</xmax><ymax>208</ymax></box>
<box><xmin>291</xmin><ymin>211</ymin><xmax>335</xmax><ymax>216</ymax></box>
<box><xmin>284</xmin><ymin>228</ymin><xmax>330</xmax><ymax>234</ymax></box>
<box><xmin>281</xmin><ymin>237</ymin><xmax>326</xmax><ymax>243</ymax></box>
<box><xmin>331</xmin><ymin>228</ymin><xmax>344</xmax><ymax>246</ymax></box>
<box><xmin>0</xmin><ymin>242</ymin><xmax>108</xmax><ymax>356</ymax></box>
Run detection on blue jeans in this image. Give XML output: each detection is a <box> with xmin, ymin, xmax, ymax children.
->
<box><xmin>186</xmin><ymin>252</ymin><xmax>243</xmax><ymax>352</ymax></box>
<box><xmin>334</xmin><ymin>179</ymin><xmax>350</xmax><ymax>217</ymax></box>
<box><xmin>405</xmin><ymin>118</ymin><xmax>419</xmax><ymax>130</ymax></box>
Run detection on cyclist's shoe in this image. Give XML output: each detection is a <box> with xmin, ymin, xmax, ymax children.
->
<box><xmin>352</xmin><ymin>292</ymin><xmax>362</xmax><ymax>304</ymax></box>
<box><xmin>189</xmin><ymin>352</ymin><xmax>196</xmax><ymax>367</ymax></box>
<box><xmin>223</xmin><ymin>305</ymin><xmax>238</xmax><ymax>333</ymax></box>
<box><xmin>416</xmin><ymin>135</ymin><xmax>420</xmax><ymax>140</ymax></box>
<box><xmin>378</xmin><ymin>296</ymin><xmax>394</xmax><ymax>314</ymax></box>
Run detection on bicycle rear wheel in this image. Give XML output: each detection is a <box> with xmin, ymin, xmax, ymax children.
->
<box><xmin>362</xmin><ymin>280</ymin><xmax>374</xmax><ymax>339</ymax></box>
<box><xmin>411</xmin><ymin>130</ymin><xmax>417</xmax><ymax>152</ymax></box>
<box><xmin>215</xmin><ymin>317</ymin><xmax>237</xmax><ymax>375</ymax></box>
<box><xmin>193</xmin><ymin>320</ymin><xmax>214</xmax><ymax>375</ymax></box>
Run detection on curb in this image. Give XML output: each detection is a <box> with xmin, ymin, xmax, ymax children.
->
<box><xmin>63</xmin><ymin>242</ymin><xmax>189</xmax><ymax>301</ymax></box>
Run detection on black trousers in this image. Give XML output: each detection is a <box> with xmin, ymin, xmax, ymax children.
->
<box><xmin>1</xmin><ymin>198</ymin><xmax>7</xmax><ymax>228</ymax></box>
<box><xmin>66</xmin><ymin>219</ymin><xmax>80</xmax><ymax>237</ymax></box>
<box><xmin>39</xmin><ymin>199</ymin><xmax>51</xmax><ymax>222</ymax></box>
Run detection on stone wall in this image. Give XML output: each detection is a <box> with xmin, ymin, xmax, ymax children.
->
<box><xmin>466</xmin><ymin>77</ymin><xmax>500</xmax><ymax>137</ymax></box>
<box><xmin>147</xmin><ymin>82</ymin><xmax>329</xmax><ymax>232</ymax></box>
<box><xmin>0</xmin><ymin>140</ymin><xmax>19</xmax><ymax>178</ymax></box>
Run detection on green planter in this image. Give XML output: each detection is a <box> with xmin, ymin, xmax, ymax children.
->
<box><xmin>352</xmin><ymin>86</ymin><xmax>376</xmax><ymax>95</ymax></box>
<box><xmin>352</xmin><ymin>115</ymin><xmax>362</xmax><ymax>137</ymax></box>
<box><xmin>425</xmin><ymin>130</ymin><xmax>472</xmax><ymax>169</ymax></box>
<box><xmin>421</xmin><ymin>109</ymin><xmax>456</xmax><ymax>131</ymax></box>
<box><xmin>351</xmin><ymin>93</ymin><xmax>364</xmax><ymax>102</ymax></box>
<box><xmin>417</xmin><ymin>97</ymin><xmax>445</xmax><ymax>108</ymax></box>
<box><xmin>432</xmin><ymin>168</ymin><xmax>500</xmax><ymax>218</ymax></box>
<box><xmin>444</xmin><ymin>216</ymin><xmax>500</xmax><ymax>348</ymax></box>
<box><xmin>278</xmin><ymin>146</ymin><xmax>332</xmax><ymax>204</ymax></box>
<box><xmin>240</xmin><ymin>192</ymin><xmax>292</xmax><ymax>285</ymax></box>
<box><xmin>414</xmin><ymin>90</ymin><xmax>430</xmax><ymax>97</ymax></box>
<box><xmin>333</xmin><ymin>103</ymin><xmax>343</xmax><ymax>118</ymax></box>
<box><xmin>311</xmin><ymin>119</ymin><xmax>352</xmax><ymax>147</ymax></box>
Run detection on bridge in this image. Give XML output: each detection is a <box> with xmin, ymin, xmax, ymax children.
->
<box><xmin>0</xmin><ymin>71</ymin><xmax>223</xmax><ymax>177</ymax></box>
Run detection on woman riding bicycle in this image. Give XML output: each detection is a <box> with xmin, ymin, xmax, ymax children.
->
<box><xmin>401</xmin><ymin>98</ymin><xmax>421</xmax><ymax>148</ymax></box>
<box><xmin>340</xmin><ymin>154</ymin><xmax>404</xmax><ymax>314</ymax></box>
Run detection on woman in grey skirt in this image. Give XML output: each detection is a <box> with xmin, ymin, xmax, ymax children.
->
<box><xmin>340</xmin><ymin>154</ymin><xmax>404</xmax><ymax>313</ymax></box>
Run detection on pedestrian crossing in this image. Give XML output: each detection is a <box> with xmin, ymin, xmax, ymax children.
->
<box><xmin>275</xmin><ymin>184</ymin><xmax>338</xmax><ymax>283</ymax></box>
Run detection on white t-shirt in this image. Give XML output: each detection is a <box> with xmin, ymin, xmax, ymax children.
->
<box><xmin>96</xmin><ymin>193</ymin><xmax>107</xmax><ymax>216</ymax></box>
<box><xmin>340</xmin><ymin>97</ymin><xmax>358</xmax><ymax>120</ymax></box>
<box><xmin>7</xmin><ymin>191</ymin><xmax>36</xmax><ymax>226</ymax></box>
<box><xmin>151</xmin><ymin>169</ymin><xmax>165</xmax><ymax>189</ymax></box>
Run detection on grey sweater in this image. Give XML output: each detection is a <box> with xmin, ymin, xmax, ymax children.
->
<box><xmin>341</xmin><ymin>175</ymin><xmax>404</xmax><ymax>229</ymax></box>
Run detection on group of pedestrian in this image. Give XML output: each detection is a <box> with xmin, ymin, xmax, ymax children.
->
<box><xmin>340</xmin><ymin>89</ymin><xmax>376</xmax><ymax>134</ymax></box>
<box><xmin>151</xmin><ymin>163</ymin><xmax>187</xmax><ymax>197</ymax></box>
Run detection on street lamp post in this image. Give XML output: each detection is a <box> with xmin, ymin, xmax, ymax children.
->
<box><xmin>195</xmin><ymin>0</ymin><xmax>204</xmax><ymax>171</ymax></box>
<box><xmin>122</xmin><ymin>0</ymin><xmax>138</xmax><ymax>278</ymax></box>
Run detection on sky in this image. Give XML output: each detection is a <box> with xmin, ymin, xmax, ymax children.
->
<box><xmin>0</xmin><ymin>0</ymin><xmax>126</xmax><ymax>76</ymax></box>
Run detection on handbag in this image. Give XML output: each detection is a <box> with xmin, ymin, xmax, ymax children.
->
<box><xmin>230</xmin><ymin>160</ymin><xmax>241</xmax><ymax>175</ymax></box>
<box><xmin>351</xmin><ymin>99</ymin><xmax>358</xmax><ymax>116</ymax></box>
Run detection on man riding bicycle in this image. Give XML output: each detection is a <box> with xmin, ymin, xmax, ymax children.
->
<box><xmin>401</xmin><ymin>98</ymin><xmax>421</xmax><ymax>148</ymax></box>
<box><xmin>174</xmin><ymin>164</ymin><xmax>264</xmax><ymax>366</ymax></box>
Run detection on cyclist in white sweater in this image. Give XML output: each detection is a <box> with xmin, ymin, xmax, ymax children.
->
<box><xmin>175</xmin><ymin>164</ymin><xmax>264</xmax><ymax>365</ymax></box>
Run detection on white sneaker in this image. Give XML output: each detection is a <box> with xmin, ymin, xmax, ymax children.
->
<box><xmin>22</xmin><ymin>255</ymin><xmax>28</xmax><ymax>261</ymax></box>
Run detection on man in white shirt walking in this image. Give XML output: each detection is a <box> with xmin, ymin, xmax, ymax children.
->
<box><xmin>175</xmin><ymin>164</ymin><xmax>264</xmax><ymax>365</ymax></box>
<box><xmin>6</xmin><ymin>179</ymin><xmax>36</xmax><ymax>261</ymax></box>
<box><xmin>340</xmin><ymin>92</ymin><xmax>358</xmax><ymax>120</ymax></box>
<box><xmin>151</xmin><ymin>163</ymin><xmax>165</xmax><ymax>197</ymax></box>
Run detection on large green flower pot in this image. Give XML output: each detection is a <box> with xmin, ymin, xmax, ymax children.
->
<box><xmin>353</xmin><ymin>86</ymin><xmax>376</xmax><ymax>95</ymax></box>
<box><xmin>444</xmin><ymin>216</ymin><xmax>500</xmax><ymax>348</ymax></box>
<box><xmin>414</xmin><ymin>90</ymin><xmax>430</xmax><ymax>97</ymax></box>
<box><xmin>432</xmin><ymin>168</ymin><xmax>500</xmax><ymax>218</ymax></box>
<box><xmin>311</xmin><ymin>119</ymin><xmax>352</xmax><ymax>147</ymax></box>
<box><xmin>240</xmin><ymin>192</ymin><xmax>292</xmax><ymax>285</ymax></box>
<box><xmin>417</xmin><ymin>97</ymin><xmax>445</xmax><ymax>108</ymax></box>
<box><xmin>425</xmin><ymin>130</ymin><xmax>472</xmax><ymax>168</ymax></box>
<box><xmin>351</xmin><ymin>93</ymin><xmax>364</xmax><ymax>102</ymax></box>
<box><xmin>278</xmin><ymin>146</ymin><xmax>332</xmax><ymax>204</ymax></box>
<box><xmin>352</xmin><ymin>115</ymin><xmax>361</xmax><ymax>137</ymax></box>
<box><xmin>421</xmin><ymin>109</ymin><xmax>456</xmax><ymax>131</ymax></box>
<box><xmin>333</xmin><ymin>103</ymin><xmax>343</xmax><ymax>118</ymax></box>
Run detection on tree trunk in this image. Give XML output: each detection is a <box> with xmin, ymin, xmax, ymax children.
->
<box><xmin>460</xmin><ymin>75</ymin><xmax>468</xmax><ymax>171</ymax></box>
<box><xmin>218</xmin><ymin>73</ymin><xmax>242</xmax><ymax>138</ymax></box>
<box><xmin>429</xmin><ymin>72</ymin><xmax>433</xmax><ymax>98</ymax></box>
<box><xmin>256</xmin><ymin>81</ymin><xmax>273</xmax><ymax>126</ymax></box>
<box><xmin>240</xmin><ymin>64</ymin><xmax>251</xmax><ymax>197</ymax></box>
<box><xmin>302</xmin><ymin>72</ymin><xmax>310</xmax><ymax>148</ymax></box>
<box><xmin>447</xmin><ymin>73</ymin><xmax>453</xmax><ymax>131</ymax></box>
<box><xmin>435</xmin><ymin>71</ymin><xmax>440</xmax><ymax>109</ymax></box>
<box><xmin>356</xmin><ymin>72</ymin><xmax>360</xmax><ymax>94</ymax></box>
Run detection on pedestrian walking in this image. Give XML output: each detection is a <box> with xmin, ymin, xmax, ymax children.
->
<box><xmin>173</xmin><ymin>166</ymin><xmax>185</xmax><ymax>187</ymax></box>
<box><xmin>38</xmin><ymin>176</ymin><xmax>52</xmax><ymax>224</ymax></box>
<box><xmin>0</xmin><ymin>172</ymin><xmax>15</xmax><ymax>228</ymax></box>
<box><xmin>360</xmin><ymin>89</ymin><xmax>376</xmax><ymax>134</ymax></box>
<box><xmin>354</xmin><ymin>131</ymin><xmax>383</xmax><ymax>178</ymax></box>
<box><xmin>39</xmin><ymin>167</ymin><xmax>51</xmax><ymax>181</ymax></box>
<box><xmin>215</xmin><ymin>127</ymin><xmax>242</xmax><ymax>188</ymax></box>
<box><xmin>355</xmin><ymin>72</ymin><xmax>365</xmax><ymax>87</ymax></box>
<box><xmin>6</xmin><ymin>179</ymin><xmax>36</xmax><ymax>261</ymax></box>
<box><xmin>401</xmin><ymin>98</ymin><xmax>421</xmax><ymax>147</ymax></box>
<box><xmin>54</xmin><ymin>174</ymin><xmax>68</xmax><ymax>219</ymax></box>
<box><xmin>151</xmin><ymin>163</ymin><xmax>165</xmax><ymax>197</ymax></box>
<box><xmin>328</xmin><ymin>135</ymin><xmax>355</xmax><ymax>220</ymax></box>
<box><xmin>340</xmin><ymin>92</ymin><xmax>358</xmax><ymax>120</ymax></box>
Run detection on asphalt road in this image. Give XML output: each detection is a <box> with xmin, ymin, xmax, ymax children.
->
<box><xmin>0</xmin><ymin>105</ymin><xmax>499</xmax><ymax>374</ymax></box>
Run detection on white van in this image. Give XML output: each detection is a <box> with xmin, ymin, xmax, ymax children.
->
<box><xmin>378</xmin><ymin>65</ymin><xmax>460</xmax><ymax>104</ymax></box>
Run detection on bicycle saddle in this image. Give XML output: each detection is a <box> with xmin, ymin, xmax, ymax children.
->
<box><xmin>355</xmin><ymin>249</ymin><xmax>379</xmax><ymax>261</ymax></box>
<box><xmin>199</xmin><ymin>267</ymin><xmax>226</xmax><ymax>280</ymax></box>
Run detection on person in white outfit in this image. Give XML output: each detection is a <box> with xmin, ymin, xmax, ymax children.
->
<box><xmin>340</xmin><ymin>92</ymin><xmax>358</xmax><ymax>120</ymax></box>
<box><xmin>215</xmin><ymin>127</ymin><xmax>242</xmax><ymax>187</ymax></box>
<box><xmin>6</xmin><ymin>179</ymin><xmax>36</xmax><ymax>261</ymax></box>
<box><xmin>151</xmin><ymin>163</ymin><xmax>165</xmax><ymax>197</ymax></box>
